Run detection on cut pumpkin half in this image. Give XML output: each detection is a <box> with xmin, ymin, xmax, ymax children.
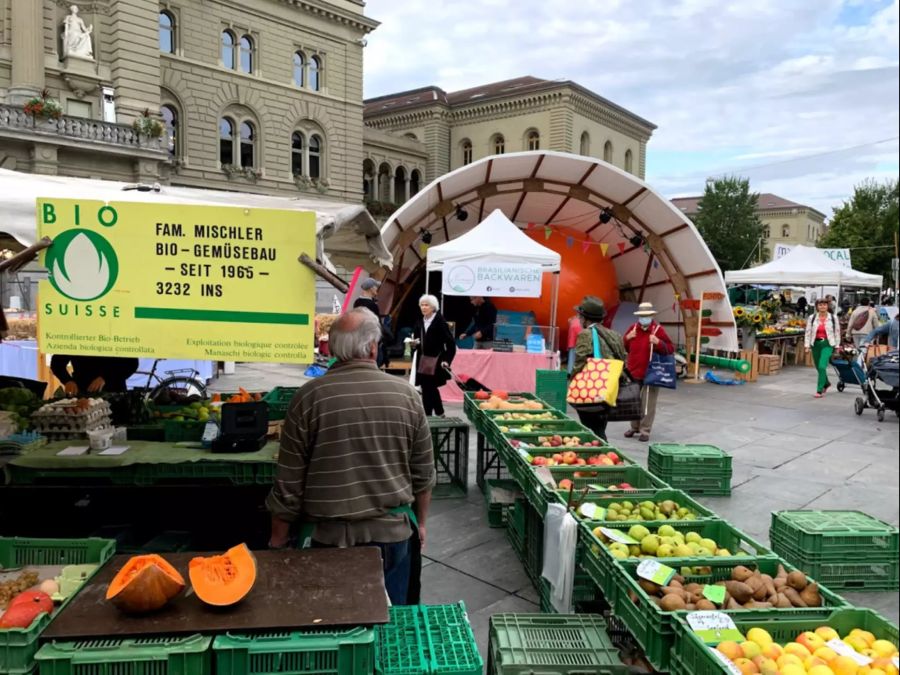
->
<box><xmin>105</xmin><ymin>554</ymin><xmax>185</xmax><ymax>614</ymax></box>
<box><xmin>189</xmin><ymin>543</ymin><xmax>257</xmax><ymax>607</ymax></box>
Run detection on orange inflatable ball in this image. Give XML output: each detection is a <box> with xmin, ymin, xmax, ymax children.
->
<box><xmin>494</xmin><ymin>225</ymin><xmax>619</xmax><ymax>348</ymax></box>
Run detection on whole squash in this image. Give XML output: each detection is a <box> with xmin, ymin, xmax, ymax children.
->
<box><xmin>0</xmin><ymin>591</ymin><xmax>53</xmax><ymax>629</ymax></box>
<box><xmin>105</xmin><ymin>554</ymin><xmax>185</xmax><ymax>614</ymax></box>
<box><xmin>189</xmin><ymin>543</ymin><xmax>256</xmax><ymax>607</ymax></box>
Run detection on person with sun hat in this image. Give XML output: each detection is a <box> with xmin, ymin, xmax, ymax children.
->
<box><xmin>623</xmin><ymin>301</ymin><xmax>674</xmax><ymax>442</ymax></box>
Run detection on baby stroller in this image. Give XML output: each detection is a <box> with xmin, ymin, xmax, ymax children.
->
<box><xmin>830</xmin><ymin>345</ymin><xmax>867</xmax><ymax>392</ymax></box>
<box><xmin>854</xmin><ymin>349</ymin><xmax>900</xmax><ymax>422</ymax></box>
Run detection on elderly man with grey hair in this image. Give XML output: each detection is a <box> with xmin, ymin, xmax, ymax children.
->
<box><xmin>267</xmin><ymin>308</ymin><xmax>435</xmax><ymax>605</ymax></box>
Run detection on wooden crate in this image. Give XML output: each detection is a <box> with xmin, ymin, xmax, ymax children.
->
<box><xmin>758</xmin><ymin>354</ymin><xmax>782</xmax><ymax>376</ymax></box>
<box><xmin>735</xmin><ymin>349</ymin><xmax>759</xmax><ymax>382</ymax></box>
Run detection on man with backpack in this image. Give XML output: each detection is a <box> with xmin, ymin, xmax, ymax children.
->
<box><xmin>847</xmin><ymin>297</ymin><xmax>879</xmax><ymax>347</ymax></box>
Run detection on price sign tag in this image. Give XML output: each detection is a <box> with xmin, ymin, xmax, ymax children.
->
<box><xmin>637</xmin><ymin>559</ymin><xmax>676</xmax><ymax>586</ymax></box>
<box><xmin>826</xmin><ymin>639</ymin><xmax>873</xmax><ymax>666</ymax></box>
<box><xmin>710</xmin><ymin>648</ymin><xmax>743</xmax><ymax>675</ymax></box>
<box><xmin>599</xmin><ymin>528</ymin><xmax>639</xmax><ymax>545</ymax></box>
<box><xmin>578</xmin><ymin>503</ymin><xmax>605</xmax><ymax>520</ymax></box>
<box><xmin>702</xmin><ymin>585</ymin><xmax>727</xmax><ymax>605</ymax></box>
<box><xmin>687</xmin><ymin>612</ymin><xmax>745</xmax><ymax>645</ymax></box>
<box><xmin>534</xmin><ymin>466</ymin><xmax>555</xmax><ymax>488</ymax></box>
<box><xmin>516</xmin><ymin>447</ymin><xmax>534</xmax><ymax>463</ymax></box>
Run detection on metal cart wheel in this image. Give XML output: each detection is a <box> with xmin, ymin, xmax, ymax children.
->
<box><xmin>877</xmin><ymin>407</ymin><xmax>886</xmax><ymax>422</ymax></box>
<box><xmin>854</xmin><ymin>397</ymin><xmax>865</xmax><ymax>415</ymax></box>
<box><xmin>837</xmin><ymin>382</ymin><xmax>845</xmax><ymax>392</ymax></box>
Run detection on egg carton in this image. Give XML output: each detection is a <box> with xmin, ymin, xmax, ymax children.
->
<box><xmin>32</xmin><ymin>404</ymin><xmax>112</xmax><ymax>426</ymax></box>
<box><xmin>35</xmin><ymin>423</ymin><xmax>113</xmax><ymax>441</ymax></box>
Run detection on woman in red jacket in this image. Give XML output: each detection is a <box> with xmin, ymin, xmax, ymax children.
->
<box><xmin>623</xmin><ymin>302</ymin><xmax>674</xmax><ymax>442</ymax></box>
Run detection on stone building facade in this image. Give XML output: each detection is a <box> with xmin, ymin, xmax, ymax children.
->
<box><xmin>672</xmin><ymin>193</ymin><xmax>827</xmax><ymax>259</ymax></box>
<box><xmin>0</xmin><ymin>0</ymin><xmax>376</xmax><ymax>203</ymax></box>
<box><xmin>361</xmin><ymin>76</ymin><xmax>657</xmax><ymax>206</ymax></box>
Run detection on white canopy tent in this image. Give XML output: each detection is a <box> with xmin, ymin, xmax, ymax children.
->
<box><xmin>0</xmin><ymin>168</ymin><xmax>392</xmax><ymax>272</ymax></box>
<box><xmin>725</xmin><ymin>245</ymin><xmax>882</xmax><ymax>289</ymax></box>
<box><xmin>380</xmin><ymin>151</ymin><xmax>738</xmax><ymax>352</ymax></box>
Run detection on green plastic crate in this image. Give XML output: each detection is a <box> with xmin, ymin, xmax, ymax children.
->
<box><xmin>770</xmin><ymin>510</ymin><xmax>899</xmax><ymax>558</ymax></box>
<box><xmin>35</xmin><ymin>635</ymin><xmax>211</xmax><ymax>675</ymax></box>
<box><xmin>163</xmin><ymin>418</ymin><xmax>206</xmax><ymax>442</ymax></box>
<box><xmin>535</xmin><ymin>369</ymin><xmax>570</xmax><ymax>413</ymax></box>
<box><xmin>572</xmin><ymin>488</ymin><xmax>718</xmax><ymax>525</ymax></box>
<box><xmin>672</xmin><ymin>608</ymin><xmax>899</xmax><ymax>675</ymax></box>
<box><xmin>487</xmin><ymin>613</ymin><xmax>628</xmax><ymax>675</ymax></box>
<box><xmin>648</xmin><ymin>443</ymin><xmax>732</xmax><ymax>471</ymax></box>
<box><xmin>375</xmin><ymin>604</ymin><xmax>428</xmax><ymax>675</ymax></box>
<box><xmin>261</xmin><ymin>386</ymin><xmax>299</xmax><ymax>421</ymax></box>
<box><xmin>429</xmin><ymin>417</ymin><xmax>469</xmax><ymax>498</ymax></box>
<box><xmin>214</xmin><ymin>627</ymin><xmax>373</xmax><ymax>675</ymax></box>
<box><xmin>485</xmin><ymin>479</ymin><xmax>522</xmax><ymax>528</ymax></box>
<box><xmin>650</xmin><ymin>472</ymin><xmax>732</xmax><ymax>497</ymax></box>
<box><xmin>771</xmin><ymin>532</ymin><xmax>899</xmax><ymax>591</ymax></box>
<box><xmin>608</xmin><ymin>558</ymin><xmax>848</xmax><ymax>673</ymax></box>
<box><xmin>0</xmin><ymin>537</ymin><xmax>115</xmax><ymax>675</ymax></box>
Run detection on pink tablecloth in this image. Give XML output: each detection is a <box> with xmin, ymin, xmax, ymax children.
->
<box><xmin>440</xmin><ymin>349</ymin><xmax>560</xmax><ymax>403</ymax></box>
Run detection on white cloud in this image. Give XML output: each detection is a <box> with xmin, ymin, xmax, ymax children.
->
<box><xmin>362</xmin><ymin>0</ymin><xmax>899</xmax><ymax>216</ymax></box>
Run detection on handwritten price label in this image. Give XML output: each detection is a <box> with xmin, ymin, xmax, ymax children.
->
<box><xmin>825</xmin><ymin>639</ymin><xmax>872</xmax><ymax>666</ymax></box>
<box><xmin>578</xmin><ymin>503</ymin><xmax>604</xmax><ymax>520</ymax></box>
<box><xmin>702</xmin><ymin>585</ymin><xmax>727</xmax><ymax>605</ymax></box>
<box><xmin>710</xmin><ymin>648</ymin><xmax>743</xmax><ymax>675</ymax></box>
<box><xmin>599</xmin><ymin>528</ymin><xmax>639</xmax><ymax>545</ymax></box>
<box><xmin>637</xmin><ymin>559</ymin><xmax>676</xmax><ymax>586</ymax></box>
<box><xmin>687</xmin><ymin>612</ymin><xmax>744</xmax><ymax>645</ymax></box>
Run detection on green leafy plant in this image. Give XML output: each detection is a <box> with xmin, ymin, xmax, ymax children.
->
<box><xmin>132</xmin><ymin>108</ymin><xmax>164</xmax><ymax>138</ymax></box>
<box><xmin>23</xmin><ymin>89</ymin><xmax>62</xmax><ymax>120</ymax></box>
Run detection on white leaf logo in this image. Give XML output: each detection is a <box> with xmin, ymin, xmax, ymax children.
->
<box><xmin>48</xmin><ymin>231</ymin><xmax>118</xmax><ymax>301</ymax></box>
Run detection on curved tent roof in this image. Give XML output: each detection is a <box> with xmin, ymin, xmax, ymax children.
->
<box><xmin>427</xmin><ymin>209</ymin><xmax>561</xmax><ymax>271</ymax></box>
<box><xmin>725</xmin><ymin>245</ymin><xmax>883</xmax><ymax>288</ymax></box>
<box><xmin>380</xmin><ymin>150</ymin><xmax>737</xmax><ymax>351</ymax></box>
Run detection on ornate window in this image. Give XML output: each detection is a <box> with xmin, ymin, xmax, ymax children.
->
<box><xmin>308</xmin><ymin>134</ymin><xmax>322</xmax><ymax>178</ymax></box>
<box><xmin>580</xmin><ymin>131</ymin><xmax>590</xmax><ymax>156</ymax></box>
<box><xmin>762</xmin><ymin>226</ymin><xmax>770</xmax><ymax>239</ymax></box>
<box><xmin>410</xmin><ymin>169</ymin><xmax>421</xmax><ymax>196</ymax></box>
<box><xmin>782</xmin><ymin>224</ymin><xmax>790</xmax><ymax>238</ymax></box>
<box><xmin>309</xmin><ymin>56</ymin><xmax>322</xmax><ymax>91</ymax></box>
<box><xmin>603</xmin><ymin>140</ymin><xmax>613</xmax><ymax>163</ymax></box>
<box><xmin>239</xmin><ymin>35</ymin><xmax>254</xmax><ymax>74</ymax></box>
<box><xmin>292</xmin><ymin>52</ymin><xmax>305</xmax><ymax>87</ymax></box>
<box><xmin>526</xmin><ymin>130</ymin><xmax>540</xmax><ymax>151</ymax></box>
<box><xmin>461</xmin><ymin>139</ymin><xmax>473</xmax><ymax>165</ymax></box>
<box><xmin>159</xmin><ymin>11</ymin><xmax>175</xmax><ymax>54</ymax></box>
<box><xmin>219</xmin><ymin>117</ymin><xmax>235</xmax><ymax>165</ymax></box>
<box><xmin>239</xmin><ymin>121</ymin><xmax>255</xmax><ymax>167</ymax></box>
<box><xmin>291</xmin><ymin>132</ymin><xmax>304</xmax><ymax>175</ymax></box>
<box><xmin>492</xmin><ymin>134</ymin><xmax>505</xmax><ymax>155</ymax></box>
<box><xmin>161</xmin><ymin>104</ymin><xmax>178</xmax><ymax>158</ymax></box>
<box><xmin>624</xmin><ymin>149</ymin><xmax>633</xmax><ymax>174</ymax></box>
<box><xmin>394</xmin><ymin>166</ymin><xmax>407</xmax><ymax>203</ymax></box>
<box><xmin>221</xmin><ymin>30</ymin><xmax>236</xmax><ymax>69</ymax></box>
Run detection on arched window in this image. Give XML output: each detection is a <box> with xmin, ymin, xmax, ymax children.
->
<box><xmin>221</xmin><ymin>30</ymin><xmax>236</xmax><ymax>69</ymax></box>
<box><xmin>410</xmin><ymin>169</ymin><xmax>421</xmax><ymax>196</ymax></box>
<box><xmin>394</xmin><ymin>166</ymin><xmax>407</xmax><ymax>203</ymax></box>
<box><xmin>308</xmin><ymin>134</ymin><xmax>322</xmax><ymax>178</ymax></box>
<box><xmin>762</xmin><ymin>225</ymin><xmax>770</xmax><ymax>239</ymax></box>
<box><xmin>624</xmin><ymin>149</ymin><xmax>633</xmax><ymax>174</ymax></box>
<box><xmin>159</xmin><ymin>11</ymin><xmax>175</xmax><ymax>54</ymax></box>
<box><xmin>526</xmin><ymin>130</ymin><xmax>540</xmax><ymax>151</ymax></box>
<box><xmin>782</xmin><ymin>224</ymin><xmax>790</xmax><ymax>238</ymax></box>
<box><xmin>492</xmin><ymin>134</ymin><xmax>505</xmax><ymax>155</ymax></box>
<box><xmin>292</xmin><ymin>52</ymin><xmax>305</xmax><ymax>87</ymax></box>
<box><xmin>239</xmin><ymin>35</ymin><xmax>254</xmax><ymax>74</ymax></box>
<box><xmin>219</xmin><ymin>117</ymin><xmax>234</xmax><ymax>165</ymax></box>
<box><xmin>362</xmin><ymin>159</ymin><xmax>376</xmax><ymax>200</ymax></box>
<box><xmin>239</xmin><ymin>121</ymin><xmax>255</xmax><ymax>167</ymax></box>
<box><xmin>161</xmin><ymin>104</ymin><xmax>178</xmax><ymax>158</ymax></box>
<box><xmin>378</xmin><ymin>163</ymin><xmax>392</xmax><ymax>202</ymax></box>
<box><xmin>404</xmin><ymin>132</ymin><xmax>418</xmax><ymax>141</ymax></box>
<box><xmin>461</xmin><ymin>139</ymin><xmax>473</xmax><ymax>165</ymax></box>
<box><xmin>309</xmin><ymin>56</ymin><xmax>322</xmax><ymax>91</ymax></box>
<box><xmin>580</xmin><ymin>131</ymin><xmax>590</xmax><ymax>156</ymax></box>
<box><xmin>291</xmin><ymin>131</ymin><xmax>304</xmax><ymax>176</ymax></box>
<box><xmin>603</xmin><ymin>140</ymin><xmax>613</xmax><ymax>163</ymax></box>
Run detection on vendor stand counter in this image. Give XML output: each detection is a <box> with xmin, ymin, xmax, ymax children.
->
<box><xmin>41</xmin><ymin>547</ymin><xmax>389</xmax><ymax>640</ymax></box>
<box><xmin>756</xmin><ymin>332</ymin><xmax>805</xmax><ymax>367</ymax></box>
<box><xmin>2</xmin><ymin>441</ymin><xmax>278</xmax><ymax>486</ymax></box>
<box><xmin>440</xmin><ymin>349</ymin><xmax>560</xmax><ymax>403</ymax></box>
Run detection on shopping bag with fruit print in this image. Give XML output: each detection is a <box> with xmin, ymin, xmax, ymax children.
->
<box><xmin>566</xmin><ymin>327</ymin><xmax>624</xmax><ymax>410</ymax></box>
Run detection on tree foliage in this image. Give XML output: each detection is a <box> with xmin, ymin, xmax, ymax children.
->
<box><xmin>692</xmin><ymin>176</ymin><xmax>767</xmax><ymax>272</ymax></box>
<box><xmin>819</xmin><ymin>178</ymin><xmax>898</xmax><ymax>281</ymax></box>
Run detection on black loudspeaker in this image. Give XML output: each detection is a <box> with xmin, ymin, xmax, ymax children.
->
<box><xmin>211</xmin><ymin>401</ymin><xmax>269</xmax><ymax>453</ymax></box>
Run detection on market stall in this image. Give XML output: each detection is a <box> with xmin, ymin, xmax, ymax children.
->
<box><xmin>424</xmin><ymin>209</ymin><xmax>562</xmax><ymax>402</ymax></box>
<box><xmin>725</xmin><ymin>244</ymin><xmax>883</xmax><ymax>291</ymax></box>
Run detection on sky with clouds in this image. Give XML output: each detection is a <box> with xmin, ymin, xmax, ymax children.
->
<box><xmin>362</xmin><ymin>0</ymin><xmax>899</xmax><ymax>218</ymax></box>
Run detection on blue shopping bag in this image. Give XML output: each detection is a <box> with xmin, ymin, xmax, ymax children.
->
<box><xmin>644</xmin><ymin>350</ymin><xmax>677</xmax><ymax>389</ymax></box>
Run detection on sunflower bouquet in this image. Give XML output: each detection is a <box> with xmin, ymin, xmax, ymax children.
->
<box><xmin>732</xmin><ymin>306</ymin><xmax>758</xmax><ymax>329</ymax></box>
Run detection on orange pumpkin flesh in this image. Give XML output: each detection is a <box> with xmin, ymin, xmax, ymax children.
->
<box><xmin>189</xmin><ymin>543</ymin><xmax>256</xmax><ymax>607</ymax></box>
<box><xmin>105</xmin><ymin>554</ymin><xmax>185</xmax><ymax>614</ymax></box>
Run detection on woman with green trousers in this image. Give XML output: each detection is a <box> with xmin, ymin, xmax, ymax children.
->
<box><xmin>804</xmin><ymin>298</ymin><xmax>840</xmax><ymax>398</ymax></box>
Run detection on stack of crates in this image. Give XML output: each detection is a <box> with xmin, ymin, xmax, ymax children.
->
<box><xmin>770</xmin><ymin>510</ymin><xmax>899</xmax><ymax>591</ymax></box>
<box><xmin>535</xmin><ymin>369</ymin><xmax>569</xmax><ymax>413</ymax></box>
<box><xmin>487</xmin><ymin>613</ymin><xmax>628</xmax><ymax>674</ymax></box>
<box><xmin>648</xmin><ymin>443</ymin><xmax>732</xmax><ymax>496</ymax></box>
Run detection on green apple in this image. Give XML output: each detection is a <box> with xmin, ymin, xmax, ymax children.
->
<box><xmin>685</xmin><ymin>532</ymin><xmax>702</xmax><ymax>544</ymax></box>
<box><xmin>658</xmin><ymin>525</ymin><xmax>677</xmax><ymax>538</ymax></box>
<box><xmin>641</xmin><ymin>535</ymin><xmax>661</xmax><ymax>555</ymax></box>
<box><xmin>674</xmin><ymin>544</ymin><xmax>694</xmax><ymax>557</ymax></box>
<box><xmin>628</xmin><ymin>525</ymin><xmax>650</xmax><ymax>541</ymax></box>
<box><xmin>657</xmin><ymin>544</ymin><xmax>674</xmax><ymax>558</ymax></box>
<box><xmin>700</xmin><ymin>538</ymin><xmax>718</xmax><ymax>553</ymax></box>
<box><xmin>715</xmin><ymin>548</ymin><xmax>732</xmax><ymax>557</ymax></box>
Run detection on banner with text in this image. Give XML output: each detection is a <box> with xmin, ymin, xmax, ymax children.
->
<box><xmin>442</xmin><ymin>260</ymin><xmax>543</xmax><ymax>297</ymax></box>
<box><xmin>37</xmin><ymin>199</ymin><xmax>316</xmax><ymax>364</ymax></box>
<box><xmin>774</xmin><ymin>244</ymin><xmax>853</xmax><ymax>269</ymax></box>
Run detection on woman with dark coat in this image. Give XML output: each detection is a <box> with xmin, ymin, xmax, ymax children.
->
<box><xmin>412</xmin><ymin>294</ymin><xmax>456</xmax><ymax>417</ymax></box>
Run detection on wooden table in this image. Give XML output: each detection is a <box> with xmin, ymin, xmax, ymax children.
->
<box><xmin>42</xmin><ymin>548</ymin><xmax>389</xmax><ymax>640</ymax></box>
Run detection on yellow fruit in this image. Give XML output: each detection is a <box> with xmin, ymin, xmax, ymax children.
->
<box><xmin>831</xmin><ymin>655</ymin><xmax>862</xmax><ymax>675</ymax></box>
<box><xmin>850</xmin><ymin>629</ymin><xmax>877</xmax><ymax>647</ymax></box>
<box><xmin>780</xmin><ymin>665</ymin><xmax>806</xmax><ymax>675</ymax></box>
<box><xmin>872</xmin><ymin>640</ymin><xmax>898</xmax><ymax>658</ymax></box>
<box><xmin>808</xmin><ymin>666</ymin><xmax>835</xmax><ymax>675</ymax></box>
<box><xmin>741</xmin><ymin>641</ymin><xmax>763</xmax><ymax>660</ymax></box>
<box><xmin>846</xmin><ymin>636</ymin><xmax>872</xmax><ymax>652</ymax></box>
<box><xmin>777</xmin><ymin>654</ymin><xmax>803</xmax><ymax>669</ymax></box>
<box><xmin>813</xmin><ymin>646</ymin><xmax>839</xmax><ymax>662</ymax></box>
<box><xmin>784</xmin><ymin>642</ymin><xmax>812</xmax><ymax>660</ymax></box>
<box><xmin>805</xmin><ymin>655</ymin><xmax>829</xmax><ymax>670</ymax></box>
<box><xmin>748</xmin><ymin>628</ymin><xmax>774</xmax><ymax>648</ymax></box>
<box><xmin>718</xmin><ymin>641</ymin><xmax>744</xmax><ymax>662</ymax></box>
<box><xmin>816</xmin><ymin>626</ymin><xmax>840</xmax><ymax>641</ymax></box>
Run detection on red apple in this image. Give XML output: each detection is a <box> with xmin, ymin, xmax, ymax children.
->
<box><xmin>576</xmin><ymin>458</ymin><xmax>587</xmax><ymax>466</ymax></box>
<box><xmin>591</xmin><ymin>440</ymin><xmax>602</xmax><ymax>447</ymax></box>
<box><xmin>607</xmin><ymin>452</ymin><xmax>620</xmax><ymax>464</ymax></box>
<box><xmin>558</xmin><ymin>479</ymin><xmax>574</xmax><ymax>490</ymax></box>
<box><xmin>619</xmin><ymin>483</ymin><xmax>633</xmax><ymax>490</ymax></box>
<box><xmin>587</xmin><ymin>456</ymin><xmax>601</xmax><ymax>465</ymax></box>
<box><xmin>599</xmin><ymin>457</ymin><xmax>614</xmax><ymax>466</ymax></box>
<box><xmin>531</xmin><ymin>456</ymin><xmax>547</xmax><ymax>466</ymax></box>
<box><xmin>552</xmin><ymin>453</ymin><xmax>564</xmax><ymax>464</ymax></box>
<box><xmin>561</xmin><ymin>451</ymin><xmax>577</xmax><ymax>465</ymax></box>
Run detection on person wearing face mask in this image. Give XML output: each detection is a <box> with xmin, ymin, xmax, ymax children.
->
<box><xmin>622</xmin><ymin>302</ymin><xmax>674</xmax><ymax>442</ymax></box>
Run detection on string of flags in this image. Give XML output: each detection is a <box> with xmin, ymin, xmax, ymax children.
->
<box><xmin>524</xmin><ymin>222</ymin><xmax>655</xmax><ymax>260</ymax></box>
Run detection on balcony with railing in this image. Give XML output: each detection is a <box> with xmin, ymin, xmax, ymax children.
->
<box><xmin>0</xmin><ymin>103</ymin><xmax>167</xmax><ymax>158</ymax></box>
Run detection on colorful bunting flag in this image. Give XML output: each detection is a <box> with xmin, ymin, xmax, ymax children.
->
<box><xmin>582</xmin><ymin>239</ymin><xmax>592</xmax><ymax>254</ymax></box>
<box><xmin>617</xmin><ymin>242</ymin><xmax>626</xmax><ymax>254</ymax></box>
<box><xmin>544</xmin><ymin>227</ymin><xmax>552</xmax><ymax>240</ymax></box>
<box><xmin>566</xmin><ymin>236</ymin><xmax>574</xmax><ymax>249</ymax></box>
<box><xmin>653</xmin><ymin>259</ymin><xmax>660</xmax><ymax>269</ymax></box>
<box><xmin>600</xmin><ymin>243</ymin><xmax>609</xmax><ymax>257</ymax></box>
<box><xmin>527</xmin><ymin>222</ymin><xmax>536</xmax><ymax>230</ymax></box>
<box><xmin>419</xmin><ymin>243</ymin><xmax>429</xmax><ymax>257</ymax></box>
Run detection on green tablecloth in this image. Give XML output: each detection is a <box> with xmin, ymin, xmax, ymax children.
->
<box><xmin>10</xmin><ymin>440</ymin><xmax>278</xmax><ymax>469</ymax></box>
